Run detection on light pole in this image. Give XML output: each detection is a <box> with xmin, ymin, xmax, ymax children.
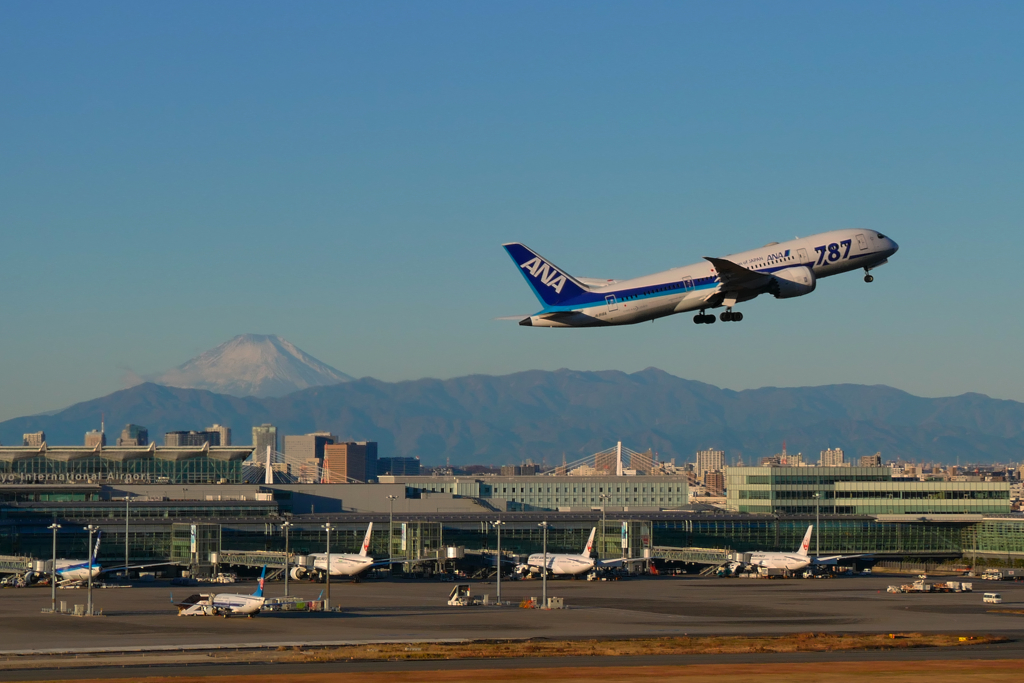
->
<box><xmin>322</xmin><ymin>523</ymin><xmax>333</xmax><ymax>611</ymax></box>
<box><xmin>538</xmin><ymin>521</ymin><xmax>549</xmax><ymax>610</ymax></box>
<box><xmin>491</xmin><ymin>519</ymin><xmax>505</xmax><ymax>605</ymax></box>
<box><xmin>124</xmin><ymin>496</ymin><xmax>132</xmax><ymax>580</ymax></box>
<box><xmin>816</xmin><ymin>492</ymin><xmax>822</xmax><ymax>555</ymax></box>
<box><xmin>599</xmin><ymin>494</ymin><xmax>611</xmax><ymax>561</ymax></box>
<box><xmin>48</xmin><ymin>523</ymin><xmax>61</xmax><ymax>612</ymax></box>
<box><xmin>282</xmin><ymin>521</ymin><xmax>292</xmax><ymax>597</ymax></box>
<box><xmin>84</xmin><ymin>524</ymin><xmax>98</xmax><ymax>616</ymax></box>
<box><xmin>386</xmin><ymin>495</ymin><xmax>398</xmax><ymax>576</ymax></box>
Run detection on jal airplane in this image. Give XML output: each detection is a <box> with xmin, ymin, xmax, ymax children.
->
<box><xmin>296</xmin><ymin>523</ymin><xmax>375</xmax><ymax>579</ymax></box>
<box><xmin>175</xmin><ymin>566</ymin><xmax>267</xmax><ymax>617</ymax></box>
<box><xmin>520</xmin><ymin>528</ymin><xmax>598</xmax><ymax>577</ymax></box>
<box><xmin>503</xmin><ymin>229</ymin><xmax>898</xmax><ymax>327</ymax></box>
<box><xmin>747</xmin><ymin>525</ymin><xmax>816</xmax><ymax>571</ymax></box>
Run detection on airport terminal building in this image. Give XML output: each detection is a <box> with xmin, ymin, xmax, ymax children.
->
<box><xmin>726</xmin><ymin>466</ymin><xmax>1011</xmax><ymax>515</ymax></box>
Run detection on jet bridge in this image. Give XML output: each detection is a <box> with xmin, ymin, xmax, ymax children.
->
<box><xmin>650</xmin><ymin>546</ymin><xmax>736</xmax><ymax>565</ymax></box>
<box><xmin>212</xmin><ymin>550</ymin><xmax>309</xmax><ymax>570</ymax></box>
<box><xmin>0</xmin><ymin>555</ymin><xmax>37</xmax><ymax>574</ymax></box>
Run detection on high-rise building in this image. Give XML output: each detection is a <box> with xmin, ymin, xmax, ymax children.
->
<box><xmin>704</xmin><ymin>470</ymin><xmax>726</xmax><ymax>496</ymax></box>
<box><xmin>207</xmin><ymin>424</ymin><xmax>231</xmax><ymax>447</ymax></box>
<box><xmin>696</xmin><ymin>449</ymin><xmax>725</xmax><ymax>478</ymax></box>
<box><xmin>298</xmin><ymin>458</ymin><xmax>322</xmax><ymax>484</ymax></box>
<box><xmin>116</xmin><ymin>424</ymin><xmax>148</xmax><ymax>447</ymax></box>
<box><xmin>251</xmin><ymin>424</ymin><xmax>278</xmax><ymax>461</ymax></box>
<box><xmin>377</xmin><ymin>457</ymin><xmax>421</xmax><ymax>476</ymax></box>
<box><xmin>820</xmin><ymin>447</ymin><xmax>845</xmax><ymax>467</ymax></box>
<box><xmin>860</xmin><ymin>452</ymin><xmax>882</xmax><ymax>467</ymax></box>
<box><xmin>321</xmin><ymin>441</ymin><xmax>378</xmax><ymax>483</ymax></box>
<box><xmin>283</xmin><ymin>433</ymin><xmax>335</xmax><ymax>477</ymax></box>
<box><xmin>164</xmin><ymin>430</ymin><xmax>220</xmax><ymax>447</ymax></box>
<box><xmin>22</xmin><ymin>432</ymin><xmax>45</xmax><ymax>448</ymax></box>
<box><xmin>85</xmin><ymin>430</ymin><xmax>106</xmax><ymax>448</ymax></box>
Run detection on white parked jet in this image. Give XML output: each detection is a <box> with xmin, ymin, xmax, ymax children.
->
<box><xmin>503</xmin><ymin>229</ymin><xmax>899</xmax><ymax>327</ymax></box>
<box><xmin>175</xmin><ymin>566</ymin><xmax>267</xmax><ymax>617</ymax></box>
<box><xmin>747</xmin><ymin>525</ymin><xmax>816</xmax><ymax>572</ymax></box>
<box><xmin>520</xmin><ymin>528</ymin><xmax>598</xmax><ymax>577</ymax></box>
<box><xmin>295</xmin><ymin>523</ymin><xmax>375</xmax><ymax>580</ymax></box>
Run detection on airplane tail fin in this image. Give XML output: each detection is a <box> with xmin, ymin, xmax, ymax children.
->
<box><xmin>502</xmin><ymin>243</ymin><xmax>590</xmax><ymax>309</ymax></box>
<box><xmin>797</xmin><ymin>525</ymin><xmax>813</xmax><ymax>557</ymax></box>
<box><xmin>359</xmin><ymin>522</ymin><xmax>373</xmax><ymax>557</ymax></box>
<box><xmin>91</xmin><ymin>532</ymin><xmax>102</xmax><ymax>565</ymax></box>
<box><xmin>253</xmin><ymin>565</ymin><xmax>267</xmax><ymax>598</ymax></box>
<box><xmin>582</xmin><ymin>527</ymin><xmax>597</xmax><ymax>559</ymax></box>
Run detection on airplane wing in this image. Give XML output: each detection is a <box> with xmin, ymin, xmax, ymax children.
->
<box><xmin>703</xmin><ymin>257</ymin><xmax>772</xmax><ymax>289</ymax></box>
<box><xmin>595</xmin><ymin>558</ymin><xmax>647</xmax><ymax>568</ymax></box>
<box><xmin>812</xmin><ymin>554</ymin><xmax>873</xmax><ymax>565</ymax></box>
<box><xmin>100</xmin><ymin>562</ymin><xmax>176</xmax><ymax>575</ymax></box>
<box><xmin>577</xmin><ymin>277</ymin><xmax>620</xmax><ymax>289</ymax></box>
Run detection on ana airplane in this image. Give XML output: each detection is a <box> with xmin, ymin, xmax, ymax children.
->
<box><xmin>503</xmin><ymin>229</ymin><xmax>899</xmax><ymax>327</ymax></box>
<box><xmin>294</xmin><ymin>523</ymin><xmax>375</xmax><ymax>580</ymax></box>
<box><xmin>519</xmin><ymin>527</ymin><xmax>599</xmax><ymax>577</ymax></box>
<box><xmin>50</xmin><ymin>535</ymin><xmax>104</xmax><ymax>584</ymax></box>
<box><xmin>175</xmin><ymin>566</ymin><xmax>267</xmax><ymax>617</ymax></box>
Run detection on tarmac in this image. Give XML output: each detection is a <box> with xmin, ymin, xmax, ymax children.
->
<box><xmin>2</xmin><ymin>573</ymin><xmax>1024</xmax><ymax>679</ymax></box>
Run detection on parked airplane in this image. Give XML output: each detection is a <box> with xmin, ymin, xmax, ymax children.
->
<box><xmin>519</xmin><ymin>528</ymin><xmax>599</xmax><ymax>577</ymax></box>
<box><xmin>293</xmin><ymin>523</ymin><xmax>375</xmax><ymax>580</ymax></box>
<box><xmin>50</xmin><ymin>535</ymin><xmax>104</xmax><ymax>584</ymax></box>
<box><xmin>503</xmin><ymin>229</ymin><xmax>899</xmax><ymax>327</ymax></box>
<box><xmin>175</xmin><ymin>566</ymin><xmax>267</xmax><ymax>617</ymax></box>
<box><xmin>746</xmin><ymin>525</ymin><xmax>817</xmax><ymax>571</ymax></box>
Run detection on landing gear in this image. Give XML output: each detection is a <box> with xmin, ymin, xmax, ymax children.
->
<box><xmin>720</xmin><ymin>309</ymin><xmax>744</xmax><ymax>322</ymax></box>
<box><xmin>863</xmin><ymin>267</ymin><xmax>874</xmax><ymax>283</ymax></box>
<box><xmin>693</xmin><ymin>310</ymin><xmax>716</xmax><ymax>324</ymax></box>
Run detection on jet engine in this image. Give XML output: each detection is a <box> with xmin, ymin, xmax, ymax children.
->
<box><xmin>769</xmin><ymin>266</ymin><xmax>816</xmax><ymax>299</ymax></box>
<box><xmin>290</xmin><ymin>566</ymin><xmax>307</xmax><ymax>581</ymax></box>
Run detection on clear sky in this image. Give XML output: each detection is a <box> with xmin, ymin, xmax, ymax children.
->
<box><xmin>2</xmin><ymin>1</ymin><xmax>1022</xmax><ymax>422</ymax></box>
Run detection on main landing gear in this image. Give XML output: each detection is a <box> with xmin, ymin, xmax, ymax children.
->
<box><xmin>693</xmin><ymin>309</ymin><xmax>744</xmax><ymax>324</ymax></box>
<box><xmin>864</xmin><ymin>267</ymin><xmax>874</xmax><ymax>283</ymax></box>
<box><xmin>693</xmin><ymin>310</ymin><xmax>715</xmax><ymax>324</ymax></box>
<box><xmin>720</xmin><ymin>310</ymin><xmax>743</xmax><ymax>322</ymax></box>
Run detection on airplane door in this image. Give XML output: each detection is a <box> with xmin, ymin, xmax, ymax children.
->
<box><xmin>605</xmin><ymin>295</ymin><xmax>618</xmax><ymax>312</ymax></box>
<box><xmin>855</xmin><ymin>233</ymin><xmax>868</xmax><ymax>251</ymax></box>
<box><xmin>681</xmin><ymin>276</ymin><xmax>694</xmax><ymax>291</ymax></box>
<box><xmin>796</xmin><ymin>248</ymin><xmax>809</xmax><ymax>264</ymax></box>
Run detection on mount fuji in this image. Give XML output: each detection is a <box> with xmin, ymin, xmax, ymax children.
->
<box><xmin>150</xmin><ymin>334</ymin><xmax>353</xmax><ymax>398</ymax></box>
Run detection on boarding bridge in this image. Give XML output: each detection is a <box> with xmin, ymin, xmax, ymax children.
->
<box><xmin>0</xmin><ymin>555</ymin><xmax>37</xmax><ymax>574</ymax></box>
<box><xmin>211</xmin><ymin>550</ymin><xmax>310</xmax><ymax>569</ymax></box>
<box><xmin>651</xmin><ymin>546</ymin><xmax>734</xmax><ymax>565</ymax></box>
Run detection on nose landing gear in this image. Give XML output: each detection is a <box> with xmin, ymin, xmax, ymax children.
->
<box><xmin>864</xmin><ymin>267</ymin><xmax>874</xmax><ymax>283</ymax></box>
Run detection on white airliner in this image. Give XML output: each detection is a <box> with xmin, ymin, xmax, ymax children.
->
<box><xmin>294</xmin><ymin>523</ymin><xmax>375</xmax><ymax>580</ymax></box>
<box><xmin>503</xmin><ymin>229</ymin><xmax>899</xmax><ymax>327</ymax></box>
<box><xmin>32</xmin><ymin>533</ymin><xmax>169</xmax><ymax>585</ymax></box>
<box><xmin>175</xmin><ymin>566</ymin><xmax>267</xmax><ymax>617</ymax></box>
<box><xmin>520</xmin><ymin>528</ymin><xmax>599</xmax><ymax>577</ymax></box>
<box><xmin>744</xmin><ymin>525</ymin><xmax>865</xmax><ymax>572</ymax></box>
<box><xmin>747</xmin><ymin>525</ymin><xmax>816</xmax><ymax>571</ymax></box>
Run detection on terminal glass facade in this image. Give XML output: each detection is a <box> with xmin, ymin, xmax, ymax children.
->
<box><xmin>726</xmin><ymin>466</ymin><xmax>1010</xmax><ymax>515</ymax></box>
<box><xmin>0</xmin><ymin>448</ymin><xmax>251</xmax><ymax>485</ymax></box>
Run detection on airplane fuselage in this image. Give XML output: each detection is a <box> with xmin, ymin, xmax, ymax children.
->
<box><xmin>310</xmin><ymin>553</ymin><xmax>373</xmax><ymax>577</ymax></box>
<box><xmin>514</xmin><ymin>229</ymin><xmax>899</xmax><ymax>327</ymax></box>
<box><xmin>177</xmin><ymin>593</ymin><xmax>265</xmax><ymax>616</ymax></box>
<box><xmin>748</xmin><ymin>553</ymin><xmax>812</xmax><ymax>571</ymax></box>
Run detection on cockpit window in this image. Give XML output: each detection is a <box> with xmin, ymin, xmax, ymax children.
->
<box><xmin>876</xmin><ymin>233</ymin><xmax>886</xmax><ymax>239</ymax></box>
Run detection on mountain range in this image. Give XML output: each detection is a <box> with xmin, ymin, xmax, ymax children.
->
<box><xmin>3</xmin><ymin>369</ymin><xmax>1023</xmax><ymax>466</ymax></box>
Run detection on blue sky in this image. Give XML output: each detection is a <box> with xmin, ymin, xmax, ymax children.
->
<box><xmin>1</xmin><ymin>1</ymin><xmax>1022</xmax><ymax>422</ymax></box>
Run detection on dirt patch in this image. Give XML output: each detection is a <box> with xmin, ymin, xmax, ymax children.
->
<box><xmin>17</xmin><ymin>659</ymin><xmax>1024</xmax><ymax>683</ymax></box>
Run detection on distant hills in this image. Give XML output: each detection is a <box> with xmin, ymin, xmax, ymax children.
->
<box><xmin>3</xmin><ymin>368</ymin><xmax>1023</xmax><ymax>466</ymax></box>
<box><xmin>149</xmin><ymin>334</ymin><xmax>352</xmax><ymax>398</ymax></box>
